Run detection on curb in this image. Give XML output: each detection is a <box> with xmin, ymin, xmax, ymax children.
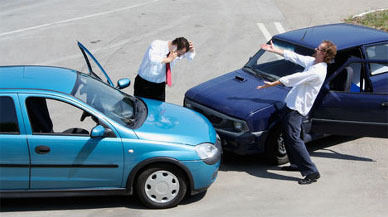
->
<box><xmin>352</xmin><ymin>8</ymin><xmax>388</xmax><ymax>18</ymax></box>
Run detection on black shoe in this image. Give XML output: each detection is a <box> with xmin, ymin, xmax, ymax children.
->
<box><xmin>281</xmin><ymin>166</ymin><xmax>299</xmax><ymax>171</ymax></box>
<box><xmin>298</xmin><ymin>172</ymin><xmax>320</xmax><ymax>185</ymax></box>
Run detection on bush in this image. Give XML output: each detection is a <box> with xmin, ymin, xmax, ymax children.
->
<box><xmin>345</xmin><ymin>9</ymin><xmax>388</xmax><ymax>32</ymax></box>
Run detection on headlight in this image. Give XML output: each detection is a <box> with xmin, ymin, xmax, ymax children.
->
<box><xmin>185</xmin><ymin>102</ymin><xmax>192</xmax><ymax>109</ymax></box>
<box><xmin>233</xmin><ymin>121</ymin><xmax>243</xmax><ymax>131</ymax></box>
<box><xmin>233</xmin><ymin>121</ymin><xmax>249</xmax><ymax>132</ymax></box>
<box><xmin>184</xmin><ymin>99</ymin><xmax>192</xmax><ymax>108</ymax></box>
<box><xmin>195</xmin><ymin>143</ymin><xmax>220</xmax><ymax>165</ymax></box>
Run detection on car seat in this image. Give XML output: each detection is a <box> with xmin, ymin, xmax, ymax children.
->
<box><xmin>330</xmin><ymin>67</ymin><xmax>354</xmax><ymax>92</ymax></box>
<box><xmin>26</xmin><ymin>97</ymin><xmax>53</xmax><ymax>133</ymax></box>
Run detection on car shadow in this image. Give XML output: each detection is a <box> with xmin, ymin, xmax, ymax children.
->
<box><xmin>220</xmin><ymin>135</ymin><xmax>373</xmax><ymax>181</ymax></box>
<box><xmin>0</xmin><ymin>195</ymin><xmax>147</xmax><ymax>212</ymax></box>
<box><xmin>0</xmin><ymin>136</ymin><xmax>370</xmax><ymax>212</ymax></box>
<box><xmin>220</xmin><ymin>152</ymin><xmax>301</xmax><ymax>182</ymax></box>
<box><xmin>0</xmin><ymin>187</ymin><xmax>207</xmax><ymax>212</ymax></box>
<box><xmin>308</xmin><ymin>136</ymin><xmax>374</xmax><ymax>162</ymax></box>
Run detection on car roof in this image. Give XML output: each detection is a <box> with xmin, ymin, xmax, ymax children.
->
<box><xmin>0</xmin><ymin>65</ymin><xmax>77</xmax><ymax>94</ymax></box>
<box><xmin>273</xmin><ymin>23</ymin><xmax>388</xmax><ymax>51</ymax></box>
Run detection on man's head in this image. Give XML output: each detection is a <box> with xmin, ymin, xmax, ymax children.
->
<box><xmin>172</xmin><ymin>37</ymin><xmax>190</xmax><ymax>57</ymax></box>
<box><xmin>314</xmin><ymin>40</ymin><xmax>337</xmax><ymax>64</ymax></box>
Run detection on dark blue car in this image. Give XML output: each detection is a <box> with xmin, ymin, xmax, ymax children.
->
<box><xmin>184</xmin><ymin>23</ymin><xmax>388</xmax><ymax>164</ymax></box>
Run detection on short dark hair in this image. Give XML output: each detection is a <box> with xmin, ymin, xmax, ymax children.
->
<box><xmin>172</xmin><ymin>37</ymin><xmax>190</xmax><ymax>52</ymax></box>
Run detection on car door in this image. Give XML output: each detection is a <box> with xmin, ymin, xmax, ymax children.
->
<box><xmin>78</xmin><ymin>41</ymin><xmax>114</xmax><ymax>87</ymax></box>
<box><xmin>19</xmin><ymin>94</ymin><xmax>124</xmax><ymax>189</ymax></box>
<box><xmin>0</xmin><ymin>94</ymin><xmax>30</xmax><ymax>190</ymax></box>
<box><xmin>311</xmin><ymin>54</ymin><xmax>388</xmax><ymax>138</ymax></box>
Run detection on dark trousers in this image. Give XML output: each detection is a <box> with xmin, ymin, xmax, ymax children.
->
<box><xmin>281</xmin><ymin>107</ymin><xmax>318</xmax><ymax>176</ymax></box>
<box><xmin>134</xmin><ymin>75</ymin><xmax>166</xmax><ymax>102</ymax></box>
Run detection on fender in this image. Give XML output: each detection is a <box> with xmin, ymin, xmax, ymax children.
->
<box><xmin>125</xmin><ymin>157</ymin><xmax>195</xmax><ymax>195</ymax></box>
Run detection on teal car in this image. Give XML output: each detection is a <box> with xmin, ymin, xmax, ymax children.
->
<box><xmin>0</xmin><ymin>42</ymin><xmax>221</xmax><ymax>209</ymax></box>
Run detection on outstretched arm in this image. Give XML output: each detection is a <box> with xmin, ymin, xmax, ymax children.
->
<box><xmin>261</xmin><ymin>40</ymin><xmax>284</xmax><ymax>56</ymax></box>
<box><xmin>257</xmin><ymin>80</ymin><xmax>282</xmax><ymax>89</ymax></box>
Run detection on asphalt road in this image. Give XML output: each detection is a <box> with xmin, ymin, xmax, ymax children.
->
<box><xmin>1</xmin><ymin>0</ymin><xmax>388</xmax><ymax>216</ymax></box>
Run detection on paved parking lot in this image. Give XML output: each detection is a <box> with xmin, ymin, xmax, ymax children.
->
<box><xmin>1</xmin><ymin>0</ymin><xmax>387</xmax><ymax>216</ymax></box>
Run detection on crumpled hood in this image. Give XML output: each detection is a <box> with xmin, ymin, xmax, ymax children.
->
<box><xmin>185</xmin><ymin>69</ymin><xmax>289</xmax><ymax>119</ymax></box>
<box><xmin>134</xmin><ymin>98</ymin><xmax>216</xmax><ymax>146</ymax></box>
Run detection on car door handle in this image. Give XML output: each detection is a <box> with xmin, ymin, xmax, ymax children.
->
<box><xmin>35</xmin><ymin>145</ymin><xmax>51</xmax><ymax>154</ymax></box>
<box><xmin>381</xmin><ymin>102</ymin><xmax>388</xmax><ymax>107</ymax></box>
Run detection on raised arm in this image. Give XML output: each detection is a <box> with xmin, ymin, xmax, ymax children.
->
<box><xmin>261</xmin><ymin>40</ymin><xmax>284</xmax><ymax>56</ymax></box>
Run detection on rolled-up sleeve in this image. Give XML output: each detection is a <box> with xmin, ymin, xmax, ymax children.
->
<box><xmin>280</xmin><ymin>69</ymin><xmax>320</xmax><ymax>87</ymax></box>
<box><xmin>185</xmin><ymin>51</ymin><xmax>196</xmax><ymax>61</ymax></box>
<box><xmin>284</xmin><ymin>50</ymin><xmax>315</xmax><ymax>68</ymax></box>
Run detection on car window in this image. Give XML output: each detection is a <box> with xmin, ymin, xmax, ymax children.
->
<box><xmin>369</xmin><ymin>62</ymin><xmax>388</xmax><ymax>76</ymax></box>
<box><xmin>26</xmin><ymin>97</ymin><xmax>101</xmax><ymax>136</ymax></box>
<box><xmin>365</xmin><ymin>44</ymin><xmax>388</xmax><ymax>76</ymax></box>
<box><xmin>369</xmin><ymin>63</ymin><xmax>388</xmax><ymax>94</ymax></box>
<box><xmin>366</xmin><ymin>43</ymin><xmax>388</xmax><ymax>60</ymax></box>
<box><xmin>348</xmin><ymin>63</ymin><xmax>363</xmax><ymax>92</ymax></box>
<box><xmin>0</xmin><ymin>96</ymin><xmax>19</xmax><ymax>134</ymax></box>
<box><xmin>329</xmin><ymin>62</ymin><xmax>372</xmax><ymax>93</ymax></box>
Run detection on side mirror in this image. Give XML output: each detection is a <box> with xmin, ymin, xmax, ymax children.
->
<box><xmin>117</xmin><ymin>78</ymin><xmax>130</xmax><ymax>89</ymax></box>
<box><xmin>90</xmin><ymin>125</ymin><xmax>105</xmax><ymax>138</ymax></box>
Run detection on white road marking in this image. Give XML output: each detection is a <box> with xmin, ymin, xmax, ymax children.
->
<box><xmin>274</xmin><ymin>22</ymin><xmax>285</xmax><ymax>33</ymax></box>
<box><xmin>0</xmin><ymin>0</ymin><xmax>160</xmax><ymax>38</ymax></box>
<box><xmin>256</xmin><ymin>23</ymin><xmax>272</xmax><ymax>42</ymax></box>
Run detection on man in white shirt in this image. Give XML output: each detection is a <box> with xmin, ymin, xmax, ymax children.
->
<box><xmin>257</xmin><ymin>40</ymin><xmax>337</xmax><ymax>184</ymax></box>
<box><xmin>134</xmin><ymin>37</ymin><xmax>195</xmax><ymax>102</ymax></box>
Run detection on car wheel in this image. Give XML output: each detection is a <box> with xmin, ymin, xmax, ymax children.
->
<box><xmin>136</xmin><ymin>164</ymin><xmax>187</xmax><ymax>209</ymax></box>
<box><xmin>265</xmin><ymin>127</ymin><xmax>289</xmax><ymax>165</ymax></box>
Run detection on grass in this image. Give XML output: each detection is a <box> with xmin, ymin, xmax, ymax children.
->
<box><xmin>345</xmin><ymin>9</ymin><xmax>388</xmax><ymax>32</ymax></box>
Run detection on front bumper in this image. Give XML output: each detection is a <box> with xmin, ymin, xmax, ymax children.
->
<box><xmin>181</xmin><ymin>138</ymin><xmax>221</xmax><ymax>194</ymax></box>
<box><xmin>217</xmin><ymin>129</ymin><xmax>269</xmax><ymax>155</ymax></box>
<box><xmin>182</xmin><ymin>159</ymin><xmax>220</xmax><ymax>194</ymax></box>
<box><xmin>184</xmin><ymin>98</ymin><xmax>269</xmax><ymax>155</ymax></box>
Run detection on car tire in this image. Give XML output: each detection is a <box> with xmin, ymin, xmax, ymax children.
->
<box><xmin>135</xmin><ymin>164</ymin><xmax>187</xmax><ymax>209</ymax></box>
<box><xmin>264</xmin><ymin>127</ymin><xmax>289</xmax><ymax>165</ymax></box>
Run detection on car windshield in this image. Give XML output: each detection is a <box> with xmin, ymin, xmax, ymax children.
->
<box><xmin>71</xmin><ymin>73</ymin><xmax>139</xmax><ymax>128</ymax></box>
<box><xmin>244</xmin><ymin>39</ymin><xmax>313</xmax><ymax>81</ymax></box>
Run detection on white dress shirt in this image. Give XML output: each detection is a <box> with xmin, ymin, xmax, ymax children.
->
<box><xmin>137</xmin><ymin>40</ymin><xmax>195</xmax><ymax>83</ymax></box>
<box><xmin>279</xmin><ymin>50</ymin><xmax>327</xmax><ymax>116</ymax></box>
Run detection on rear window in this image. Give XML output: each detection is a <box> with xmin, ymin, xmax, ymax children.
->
<box><xmin>0</xmin><ymin>96</ymin><xmax>19</xmax><ymax>134</ymax></box>
<box><xmin>366</xmin><ymin>43</ymin><xmax>388</xmax><ymax>61</ymax></box>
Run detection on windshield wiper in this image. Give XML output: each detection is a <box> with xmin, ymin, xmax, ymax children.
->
<box><xmin>242</xmin><ymin>65</ymin><xmax>255</xmax><ymax>74</ymax></box>
<box><xmin>133</xmin><ymin>98</ymin><xmax>139</xmax><ymax>117</ymax></box>
<box><xmin>243</xmin><ymin>65</ymin><xmax>265</xmax><ymax>79</ymax></box>
<box><xmin>119</xmin><ymin>97</ymin><xmax>138</xmax><ymax>126</ymax></box>
<box><xmin>260</xmin><ymin>71</ymin><xmax>279</xmax><ymax>81</ymax></box>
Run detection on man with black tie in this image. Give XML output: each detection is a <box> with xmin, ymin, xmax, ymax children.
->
<box><xmin>134</xmin><ymin>37</ymin><xmax>195</xmax><ymax>102</ymax></box>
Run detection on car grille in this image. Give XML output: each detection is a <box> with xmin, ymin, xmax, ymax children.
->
<box><xmin>191</xmin><ymin>106</ymin><xmax>223</xmax><ymax>126</ymax></box>
<box><xmin>184</xmin><ymin>98</ymin><xmax>249</xmax><ymax>135</ymax></box>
